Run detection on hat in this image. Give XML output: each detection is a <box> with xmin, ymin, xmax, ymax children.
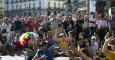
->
<box><xmin>91</xmin><ymin>36</ymin><xmax>96</xmax><ymax>40</ymax></box>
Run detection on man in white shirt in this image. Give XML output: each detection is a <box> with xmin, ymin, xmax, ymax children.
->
<box><xmin>96</xmin><ymin>18</ymin><xmax>109</xmax><ymax>43</ymax></box>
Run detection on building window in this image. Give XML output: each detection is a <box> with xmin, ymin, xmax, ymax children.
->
<box><xmin>29</xmin><ymin>3</ymin><xmax>31</xmax><ymax>8</ymax></box>
<box><xmin>54</xmin><ymin>3</ymin><xmax>56</xmax><ymax>9</ymax></box>
<box><xmin>58</xmin><ymin>3</ymin><xmax>60</xmax><ymax>8</ymax></box>
<box><xmin>33</xmin><ymin>3</ymin><xmax>35</xmax><ymax>9</ymax></box>
<box><xmin>33</xmin><ymin>3</ymin><xmax>35</xmax><ymax>7</ymax></box>
<box><xmin>16</xmin><ymin>5</ymin><xmax>18</xmax><ymax>10</ymax></box>
<box><xmin>67</xmin><ymin>0</ymin><xmax>71</xmax><ymax>3</ymax></box>
<box><xmin>20</xmin><ymin>0</ymin><xmax>22</xmax><ymax>2</ymax></box>
<box><xmin>11</xmin><ymin>0</ymin><xmax>14</xmax><ymax>3</ymax></box>
<box><xmin>12</xmin><ymin>5</ymin><xmax>14</xmax><ymax>10</ymax></box>
<box><xmin>39</xmin><ymin>2</ymin><xmax>41</xmax><ymax>9</ymax></box>
<box><xmin>6</xmin><ymin>0</ymin><xmax>9</xmax><ymax>4</ymax></box>
<box><xmin>25</xmin><ymin>4</ymin><xmax>26</xmax><ymax>8</ymax></box>
<box><xmin>15</xmin><ymin>0</ymin><xmax>18</xmax><ymax>3</ymax></box>
<box><xmin>20</xmin><ymin>5</ymin><xmax>22</xmax><ymax>10</ymax></box>
<box><xmin>48</xmin><ymin>2</ymin><xmax>50</xmax><ymax>8</ymax></box>
<box><xmin>7</xmin><ymin>6</ymin><xmax>9</xmax><ymax>11</ymax></box>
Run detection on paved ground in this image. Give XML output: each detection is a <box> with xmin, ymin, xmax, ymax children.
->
<box><xmin>0</xmin><ymin>55</ymin><xmax>25</xmax><ymax>60</ymax></box>
<box><xmin>0</xmin><ymin>56</ymin><xmax>70</xmax><ymax>60</ymax></box>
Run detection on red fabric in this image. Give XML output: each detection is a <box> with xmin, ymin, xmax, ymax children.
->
<box><xmin>34</xmin><ymin>20</ymin><xmax>40</xmax><ymax>30</ymax></box>
<box><xmin>25</xmin><ymin>19</ymin><xmax>33</xmax><ymax>31</ymax></box>
<box><xmin>22</xmin><ymin>37</ymin><xmax>30</xmax><ymax>46</ymax></box>
<box><xmin>33</xmin><ymin>17</ymin><xmax>41</xmax><ymax>31</ymax></box>
<box><xmin>96</xmin><ymin>24</ymin><xmax>100</xmax><ymax>32</ymax></box>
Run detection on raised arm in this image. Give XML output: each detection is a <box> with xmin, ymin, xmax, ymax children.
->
<box><xmin>32</xmin><ymin>53</ymin><xmax>38</xmax><ymax>60</ymax></box>
<box><xmin>76</xmin><ymin>45</ymin><xmax>92</xmax><ymax>60</ymax></box>
<box><xmin>102</xmin><ymin>37</ymin><xmax>112</xmax><ymax>55</ymax></box>
<box><xmin>53</xmin><ymin>29</ymin><xmax>59</xmax><ymax>42</ymax></box>
<box><xmin>79</xmin><ymin>50</ymin><xmax>92</xmax><ymax>60</ymax></box>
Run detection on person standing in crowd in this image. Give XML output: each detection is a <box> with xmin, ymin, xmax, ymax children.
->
<box><xmin>96</xmin><ymin>16</ymin><xmax>109</xmax><ymax>44</ymax></box>
<box><xmin>83</xmin><ymin>15</ymin><xmax>90</xmax><ymax>39</ymax></box>
<box><xmin>74</xmin><ymin>15</ymin><xmax>83</xmax><ymax>41</ymax></box>
<box><xmin>56</xmin><ymin>16</ymin><xmax>64</xmax><ymax>35</ymax></box>
<box><xmin>21</xmin><ymin>18</ymin><xmax>26</xmax><ymax>33</ymax></box>
<box><xmin>32</xmin><ymin>41</ymin><xmax>53</xmax><ymax>60</ymax></box>
<box><xmin>89</xmin><ymin>14</ymin><xmax>96</xmax><ymax>36</ymax></box>
<box><xmin>1</xmin><ymin>18</ymin><xmax>11</xmax><ymax>46</ymax></box>
<box><xmin>33</xmin><ymin>14</ymin><xmax>41</xmax><ymax>32</ymax></box>
<box><xmin>62</xmin><ymin>16</ymin><xmax>70</xmax><ymax>35</ymax></box>
<box><xmin>50</xmin><ymin>15</ymin><xmax>59</xmax><ymax>36</ymax></box>
<box><xmin>14</xmin><ymin>16</ymin><xmax>23</xmax><ymax>33</ymax></box>
<box><xmin>25</xmin><ymin>17</ymin><xmax>33</xmax><ymax>32</ymax></box>
<box><xmin>67</xmin><ymin>15</ymin><xmax>75</xmax><ymax>32</ymax></box>
<box><xmin>5</xmin><ymin>20</ymin><xmax>12</xmax><ymax>46</ymax></box>
<box><xmin>102</xmin><ymin>31</ymin><xmax>115</xmax><ymax>60</ymax></box>
<box><xmin>10</xmin><ymin>20</ymin><xmax>16</xmax><ymax>44</ymax></box>
<box><xmin>111</xmin><ymin>12</ymin><xmax>115</xmax><ymax>20</ymax></box>
<box><xmin>41</xmin><ymin>17</ymin><xmax>50</xmax><ymax>34</ymax></box>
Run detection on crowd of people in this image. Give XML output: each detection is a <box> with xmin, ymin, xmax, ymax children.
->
<box><xmin>0</xmin><ymin>11</ymin><xmax>115</xmax><ymax>60</ymax></box>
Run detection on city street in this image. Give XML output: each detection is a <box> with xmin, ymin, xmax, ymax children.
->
<box><xmin>0</xmin><ymin>0</ymin><xmax>115</xmax><ymax>60</ymax></box>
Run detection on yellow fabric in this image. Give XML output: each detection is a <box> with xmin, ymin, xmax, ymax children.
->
<box><xmin>59</xmin><ymin>38</ymin><xmax>69</xmax><ymax>51</ymax></box>
<box><xmin>106</xmin><ymin>51</ymin><xmax>115</xmax><ymax>60</ymax></box>
<box><xmin>19</xmin><ymin>33</ymin><xmax>28</xmax><ymax>45</ymax></box>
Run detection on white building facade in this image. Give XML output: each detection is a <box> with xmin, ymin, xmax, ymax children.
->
<box><xmin>0</xmin><ymin>0</ymin><xmax>5</xmax><ymax>18</ymax></box>
<box><xmin>64</xmin><ymin>0</ymin><xmax>78</xmax><ymax>13</ymax></box>
<box><xmin>5</xmin><ymin>0</ymin><xmax>64</xmax><ymax>17</ymax></box>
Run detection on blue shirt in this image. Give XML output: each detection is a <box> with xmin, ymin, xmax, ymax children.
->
<box><xmin>37</xmin><ymin>48</ymin><xmax>53</xmax><ymax>60</ymax></box>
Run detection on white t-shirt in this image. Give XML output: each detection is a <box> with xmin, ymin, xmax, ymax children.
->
<box><xmin>89</xmin><ymin>18</ymin><xmax>96</xmax><ymax>27</ymax></box>
<box><xmin>6</xmin><ymin>24</ymin><xmax>11</xmax><ymax>33</ymax></box>
<box><xmin>93</xmin><ymin>41</ymin><xmax>99</xmax><ymax>51</ymax></box>
<box><xmin>96</xmin><ymin>20</ymin><xmax>108</xmax><ymax>29</ymax></box>
<box><xmin>1</xmin><ymin>23</ymin><xmax>7</xmax><ymax>30</ymax></box>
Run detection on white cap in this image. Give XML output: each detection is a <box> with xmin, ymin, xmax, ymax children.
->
<box><xmin>91</xmin><ymin>36</ymin><xmax>96</xmax><ymax>40</ymax></box>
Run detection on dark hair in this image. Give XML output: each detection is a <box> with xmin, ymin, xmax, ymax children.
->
<box><xmin>83</xmin><ymin>38</ymin><xmax>92</xmax><ymax>47</ymax></box>
<box><xmin>39</xmin><ymin>41</ymin><xmax>49</xmax><ymax>47</ymax></box>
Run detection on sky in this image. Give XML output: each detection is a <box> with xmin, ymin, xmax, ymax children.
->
<box><xmin>90</xmin><ymin>0</ymin><xmax>96</xmax><ymax>12</ymax></box>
